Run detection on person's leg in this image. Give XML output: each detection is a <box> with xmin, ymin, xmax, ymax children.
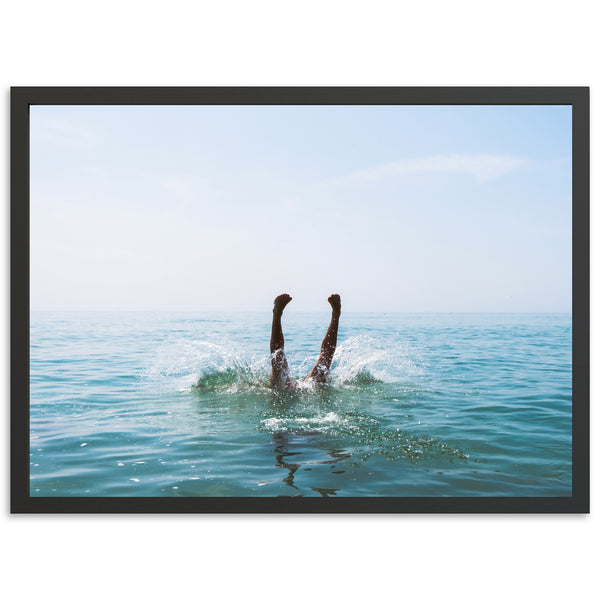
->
<box><xmin>270</xmin><ymin>293</ymin><xmax>293</xmax><ymax>389</ymax></box>
<box><xmin>305</xmin><ymin>294</ymin><xmax>341</xmax><ymax>383</ymax></box>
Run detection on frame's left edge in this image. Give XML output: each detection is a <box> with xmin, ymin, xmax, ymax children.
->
<box><xmin>10</xmin><ymin>87</ymin><xmax>31</xmax><ymax>513</ymax></box>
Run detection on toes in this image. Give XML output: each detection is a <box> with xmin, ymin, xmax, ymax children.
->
<box><xmin>328</xmin><ymin>294</ymin><xmax>341</xmax><ymax>311</ymax></box>
<box><xmin>274</xmin><ymin>293</ymin><xmax>293</xmax><ymax>308</ymax></box>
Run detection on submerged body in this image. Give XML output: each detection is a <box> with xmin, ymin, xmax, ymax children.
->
<box><xmin>270</xmin><ymin>293</ymin><xmax>341</xmax><ymax>390</ymax></box>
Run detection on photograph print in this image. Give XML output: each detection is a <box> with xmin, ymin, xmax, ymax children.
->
<box><xmin>14</xmin><ymin>88</ymin><xmax>588</xmax><ymax>512</ymax></box>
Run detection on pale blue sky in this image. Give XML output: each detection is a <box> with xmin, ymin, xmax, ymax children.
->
<box><xmin>30</xmin><ymin>105</ymin><xmax>572</xmax><ymax>312</ymax></box>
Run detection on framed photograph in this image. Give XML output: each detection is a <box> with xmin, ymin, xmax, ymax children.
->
<box><xmin>11</xmin><ymin>87</ymin><xmax>589</xmax><ymax>513</ymax></box>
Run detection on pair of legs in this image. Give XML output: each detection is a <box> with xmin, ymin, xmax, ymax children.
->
<box><xmin>270</xmin><ymin>293</ymin><xmax>341</xmax><ymax>390</ymax></box>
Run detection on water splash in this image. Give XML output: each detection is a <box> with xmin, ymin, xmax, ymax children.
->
<box><xmin>329</xmin><ymin>335</ymin><xmax>422</xmax><ymax>386</ymax></box>
<box><xmin>142</xmin><ymin>336</ymin><xmax>270</xmax><ymax>393</ymax></box>
<box><xmin>143</xmin><ymin>333</ymin><xmax>422</xmax><ymax>394</ymax></box>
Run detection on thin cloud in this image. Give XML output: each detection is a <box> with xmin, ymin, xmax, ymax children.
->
<box><xmin>326</xmin><ymin>153</ymin><xmax>532</xmax><ymax>187</ymax></box>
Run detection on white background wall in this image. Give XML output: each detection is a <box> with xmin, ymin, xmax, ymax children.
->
<box><xmin>1</xmin><ymin>2</ymin><xmax>596</xmax><ymax>598</ymax></box>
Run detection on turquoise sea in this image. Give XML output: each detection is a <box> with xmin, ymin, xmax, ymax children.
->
<box><xmin>29</xmin><ymin>311</ymin><xmax>572</xmax><ymax>497</ymax></box>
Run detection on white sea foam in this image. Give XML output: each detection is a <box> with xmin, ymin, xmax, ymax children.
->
<box><xmin>261</xmin><ymin>411</ymin><xmax>346</xmax><ymax>433</ymax></box>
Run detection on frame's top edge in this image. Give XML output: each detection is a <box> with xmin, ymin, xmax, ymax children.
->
<box><xmin>9</xmin><ymin>86</ymin><xmax>589</xmax><ymax>106</ymax></box>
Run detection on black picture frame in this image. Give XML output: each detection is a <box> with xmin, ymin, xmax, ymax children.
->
<box><xmin>11</xmin><ymin>86</ymin><xmax>589</xmax><ymax>514</ymax></box>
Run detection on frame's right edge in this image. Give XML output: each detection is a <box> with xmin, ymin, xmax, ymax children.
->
<box><xmin>571</xmin><ymin>87</ymin><xmax>590</xmax><ymax>513</ymax></box>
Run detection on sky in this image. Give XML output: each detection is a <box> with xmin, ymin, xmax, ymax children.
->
<box><xmin>30</xmin><ymin>104</ymin><xmax>572</xmax><ymax>312</ymax></box>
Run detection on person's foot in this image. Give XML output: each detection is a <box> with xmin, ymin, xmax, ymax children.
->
<box><xmin>328</xmin><ymin>293</ymin><xmax>341</xmax><ymax>316</ymax></box>
<box><xmin>273</xmin><ymin>293</ymin><xmax>292</xmax><ymax>314</ymax></box>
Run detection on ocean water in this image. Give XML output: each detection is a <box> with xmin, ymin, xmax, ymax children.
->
<box><xmin>29</xmin><ymin>311</ymin><xmax>572</xmax><ymax>497</ymax></box>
